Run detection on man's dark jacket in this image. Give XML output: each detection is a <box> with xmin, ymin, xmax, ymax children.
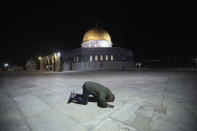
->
<box><xmin>84</xmin><ymin>81</ymin><xmax>113</xmax><ymax>108</ymax></box>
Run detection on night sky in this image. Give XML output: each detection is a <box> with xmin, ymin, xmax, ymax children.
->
<box><xmin>0</xmin><ymin>1</ymin><xmax>196</xmax><ymax>66</ymax></box>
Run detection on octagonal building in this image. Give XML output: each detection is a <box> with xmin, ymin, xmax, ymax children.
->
<box><xmin>40</xmin><ymin>27</ymin><xmax>135</xmax><ymax>71</ymax></box>
<box><xmin>61</xmin><ymin>27</ymin><xmax>135</xmax><ymax>71</ymax></box>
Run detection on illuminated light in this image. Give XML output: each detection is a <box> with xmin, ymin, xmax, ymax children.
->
<box><xmin>90</xmin><ymin>55</ymin><xmax>93</xmax><ymax>62</ymax></box>
<box><xmin>110</xmin><ymin>55</ymin><xmax>113</xmax><ymax>61</ymax></box>
<box><xmin>95</xmin><ymin>55</ymin><xmax>98</xmax><ymax>61</ymax></box>
<box><xmin>105</xmin><ymin>55</ymin><xmax>108</xmax><ymax>61</ymax></box>
<box><xmin>38</xmin><ymin>57</ymin><xmax>42</xmax><ymax>60</ymax></box>
<box><xmin>100</xmin><ymin>55</ymin><xmax>103</xmax><ymax>61</ymax></box>
<box><xmin>4</xmin><ymin>63</ymin><xmax>9</xmax><ymax>67</ymax></box>
<box><xmin>57</xmin><ymin>52</ymin><xmax>61</xmax><ymax>57</ymax></box>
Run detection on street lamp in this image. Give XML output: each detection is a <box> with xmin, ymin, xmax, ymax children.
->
<box><xmin>57</xmin><ymin>52</ymin><xmax>61</xmax><ymax>57</ymax></box>
<box><xmin>38</xmin><ymin>56</ymin><xmax>42</xmax><ymax>61</ymax></box>
<box><xmin>4</xmin><ymin>63</ymin><xmax>9</xmax><ymax>68</ymax></box>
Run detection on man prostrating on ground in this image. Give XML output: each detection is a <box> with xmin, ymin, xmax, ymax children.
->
<box><xmin>68</xmin><ymin>81</ymin><xmax>115</xmax><ymax>108</ymax></box>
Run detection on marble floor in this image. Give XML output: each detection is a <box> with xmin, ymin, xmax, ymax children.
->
<box><xmin>0</xmin><ymin>69</ymin><xmax>197</xmax><ymax>131</ymax></box>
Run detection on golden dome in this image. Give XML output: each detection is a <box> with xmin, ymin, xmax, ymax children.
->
<box><xmin>82</xmin><ymin>27</ymin><xmax>111</xmax><ymax>43</ymax></box>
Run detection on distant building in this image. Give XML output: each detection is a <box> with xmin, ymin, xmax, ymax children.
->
<box><xmin>8</xmin><ymin>65</ymin><xmax>23</xmax><ymax>71</ymax></box>
<box><xmin>39</xmin><ymin>54</ymin><xmax>61</xmax><ymax>71</ymax></box>
<box><xmin>39</xmin><ymin>27</ymin><xmax>135</xmax><ymax>71</ymax></box>
<box><xmin>26</xmin><ymin>59</ymin><xmax>37</xmax><ymax>71</ymax></box>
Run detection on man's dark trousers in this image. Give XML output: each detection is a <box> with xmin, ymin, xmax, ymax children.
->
<box><xmin>74</xmin><ymin>84</ymin><xmax>89</xmax><ymax>105</ymax></box>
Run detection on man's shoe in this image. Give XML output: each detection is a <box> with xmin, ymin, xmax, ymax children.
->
<box><xmin>67</xmin><ymin>92</ymin><xmax>73</xmax><ymax>104</ymax></box>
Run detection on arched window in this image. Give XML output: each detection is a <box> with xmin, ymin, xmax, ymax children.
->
<box><xmin>53</xmin><ymin>58</ymin><xmax>56</xmax><ymax>70</ymax></box>
<box><xmin>47</xmin><ymin>58</ymin><xmax>50</xmax><ymax>65</ymax></box>
<box><xmin>50</xmin><ymin>58</ymin><xmax>52</xmax><ymax>65</ymax></box>
<box><xmin>105</xmin><ymin>55</ymin><xmax>108</xmax><ymax>61</ymax></box>
<box><xmin>88</xmin><ymin>44</ymin><xmax>91</xmax><ymax>48</ymax></box>
<box><xmin>45</xmin><ymin>60</ymin><xmax>48</xmax><ymax>65</ymax></box>
<box><xmin>90</xmin><ymin>55</ymin><xmax>93</xmax><ymax>62</ymax></box>
<box><xmin>110</xmin><ymin>55</ymin><xmax>114</xmax><ymax>61</ymax></box>
<box><xmin>100</xmin><ymin>55</ymin><xmax>103</xmax><ymax>61</ymax></box>
<box><xmin>95</xmin><ymin>55</ymin><xmax>98</xmax><ymax>61</ymax></box>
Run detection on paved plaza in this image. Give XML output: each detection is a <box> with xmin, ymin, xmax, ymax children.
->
<box><xmin>0</xmin><ymin>69</ymin><xmax>197</xmax><ymax>131</ymax></box>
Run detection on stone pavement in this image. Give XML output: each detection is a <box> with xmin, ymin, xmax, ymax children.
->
<box><xmin>0</xmin><ymin>69</ymin><xmax>197</xmax><ymax>131</ymax></box>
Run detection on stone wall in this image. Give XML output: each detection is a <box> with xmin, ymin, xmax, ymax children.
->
<box><xmin>63</xmin><ymin>61</ymin><xmax>136</xmax><ymax>71</ymax></box>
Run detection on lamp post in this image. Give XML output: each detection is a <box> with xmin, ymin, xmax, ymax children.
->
<box><xmin>55</xmin><ymin>52</ymin><xmax>61</xmax><ymax>71</ymax></box>
<box><xmin>3</xmin><ymin>63</ymin><xmax>9</xmax><ymax>71</ymax></box>
<box><xmin>38</xmin><ymin>56</ymin><xmax>42</xmax><ymax>71</ymax></box>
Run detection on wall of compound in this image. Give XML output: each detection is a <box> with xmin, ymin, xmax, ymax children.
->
<box><xmin>62</xmin><ymin>61</ymin><xmax>136</xmax><ymax>71</ymax></box>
